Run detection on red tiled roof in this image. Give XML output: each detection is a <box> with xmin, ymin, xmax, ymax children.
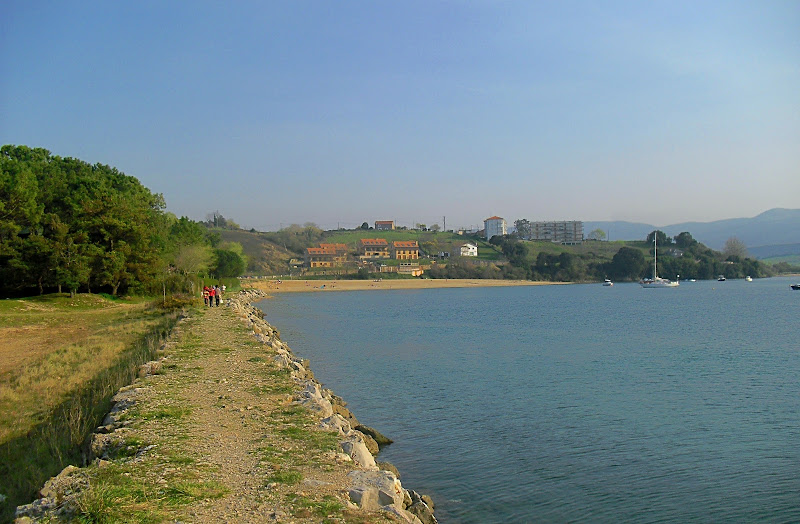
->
<box><xmin>319</xmin><ymin>243</ymin><xmax>348</xmax><ymax>251</ymax></box>
<box><xmin>306</xmin><ymin>247</ymin><xmax>336</xmax><ymax>255</ymax></box>
<box><xmin>359</xmin><ymin>238</ymin><xmax>389</xmax><ymax>246</ymax></box>
<box><xmin>392</xmin><ymin>241</ymin><xmax>418</xmax><ymax>248</ymax></box>
<box><xmin>485</xmin><ymin>216</ymin><xmax>504</xmax><ymax>221</ymax></box>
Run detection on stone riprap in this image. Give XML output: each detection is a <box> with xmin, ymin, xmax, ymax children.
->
<box><xmin>16</xmin><ymin>289</ymin><xmax>436</xmax><ymax>524</ymax></box>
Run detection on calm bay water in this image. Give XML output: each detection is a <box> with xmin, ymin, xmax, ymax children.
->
<box><xmin>256</xmin><ymin>277</ymin><xmax>800</xmax><ymax>523</ymax></box>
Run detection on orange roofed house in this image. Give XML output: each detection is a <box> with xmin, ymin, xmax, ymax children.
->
<box><xmin>392</xmin><ymin>240</ymin><xmax>419</xmax><ymax>260</ymax></box>
<box><xmin>358</xmin><ymin>238</ymin><xmax>390</xmax><ymax>259</ymax></box>
<box><xmin>304</xmin><ymin>243</ymin><xmax>348</xmax><ymax>268</ymax></box>
<box><xmin>318</xmin><ymin>243</ymin><xmax>349</xmax><ymax>257</ymax></box>
<box><xmin>375</xmin><ymin>220</ymin><xmax>395</xmax><ymax>231</ymax></box>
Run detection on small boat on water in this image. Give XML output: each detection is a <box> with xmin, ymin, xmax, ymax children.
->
<box><xmin>792</xmin><ymin>284</ymin><xmax>800</xmax><ymax>291</ymax></box>
<box><xmin>640</xmin><ymin>236</ymin><xmax>679</xmax><ymax>288</ymax></box>
<box><xmin>718</xmin><ymin>275</ymin><xmax>726</xmax><ymax>281</ymax></box>
<box><xmin>745</xmin><ymin>276</ymin><xmax>753</xmax><ymax>282</ymax></box>
<box><xmin>603</xmin><ymin>279</ymin><xmax>613</xmax><ymax>286</ymax></box>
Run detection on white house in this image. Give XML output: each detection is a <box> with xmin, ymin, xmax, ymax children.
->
<box><xmin>454</xmin><ymin>243</ymin><xmax>478</xmax><ymax>257</ymax></box>
<box><xmin>484</xmin><ymin>216</ymin><xmax>507</xmax><ymax>240</ymax></box>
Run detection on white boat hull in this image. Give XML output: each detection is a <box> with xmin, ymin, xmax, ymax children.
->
<box><xmin>640</xmin><ymin>280</ymin><xmax>679</xmax><ymax>288</ymax></box>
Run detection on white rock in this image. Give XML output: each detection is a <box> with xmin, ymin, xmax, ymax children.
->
<box><xmin>340</xmin><ymin>437</ymin><xmax>377</xmax><ymax>469</ymax></box>
<box><xmin>319</xmin><ymin>414</ymin><xmax>352</xmax><ymax>435</ymax></box>
<box><xmin>382</xmin><ymin>505</ymin><xmax>424</xmax><ymax>524</ymax></box>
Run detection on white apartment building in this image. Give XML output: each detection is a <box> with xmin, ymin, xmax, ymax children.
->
<box><xmin>484</xmin><ymin>216</ymin><xmax>507</xmax><ymax>240</ymax></box>
<box><xmin>531</xmin><ymin>221</ymin><xmax>584</xmax><ymax>244</ymax></box>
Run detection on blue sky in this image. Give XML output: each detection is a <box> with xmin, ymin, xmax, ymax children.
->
<box><xmin>2</xmin><ymin>1</ymin><xmax>798</xmax><ymax>231</ymax></box>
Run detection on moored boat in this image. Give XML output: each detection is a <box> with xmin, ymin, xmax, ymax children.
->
<box><xmin>792</xmin><ymin>284</ymin><xmax>800</xmax><ymax>290</ymax></box>
<box><xmin>745</xmin><ymin>276</ymin><xmax>753</xmax><ymax>282</ymax></box>
<box><xmin>640</xmin><ymin>236</ymin><xmax>679</xmax><ymax>288</ymax></box>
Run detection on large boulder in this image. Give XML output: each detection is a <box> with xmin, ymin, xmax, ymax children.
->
<box><xmin>319</xmin><ymin>414</ymin><xmax>352</xmax><ymax>435</ymax></box>
<box><xmin>340</xmin><ymin>436</ymin><xmax>377</xmax><ymax>469</ymax></box>
<box><xmin>355</xmin><ymin>424</ymin><xmax>393</xmax><ymax>448</ymax></box>
<box><xmin>294</xmin><ymin>382</ymin><xmax>333</xmax><ymax>417</ymax></box>
<box><xmin>348</xmin><ymin>470</ymin><xmax>404</xmax><ymax>510</ymax></box>
<box><xmin>407</xmin><ymin>490</ymin><xmax>438</xmax><ymax>524</ymax></box>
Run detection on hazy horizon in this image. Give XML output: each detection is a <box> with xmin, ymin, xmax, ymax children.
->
<box><xmin>2</xmin><ymin>2</ymin><xmax>798</xmax><ymax>231</ymax></box>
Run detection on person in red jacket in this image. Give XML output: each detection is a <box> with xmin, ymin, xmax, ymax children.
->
<box><xmin>202</xmin><ymin>286</ymin><xmax>210</xmax><ymax>306</ymax></box>
<box><xmin>208</xmin><ymin>285</ymin><xmax>215</xmax><ymax>307</ymax></box>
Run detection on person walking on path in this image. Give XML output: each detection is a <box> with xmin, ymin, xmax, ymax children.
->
<box><xmin>215</xmin><ymin>285</ymin><xmax>221</xmax><ymax>306</ymax></box>
<box><xmin>202</xmin><ymin>286</ymin><xmax>210</xmax><ymax>306</ymax></box>
<box><xmin>208</xmin><ymin>286</ymin><xmax>215</xmax><ymax>307</ymax></box>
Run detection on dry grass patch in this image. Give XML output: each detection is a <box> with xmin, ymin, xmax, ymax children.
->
<box><xmin>0</xmin><ymin>294</ymin><xmax>163</xmax><ymax>442</ymax></box>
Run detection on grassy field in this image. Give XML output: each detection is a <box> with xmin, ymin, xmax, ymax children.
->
<box><xmin>0</xmin><ymin>293</ymin><xmax>182</xmax><ymax>520</ymax></box>
<box><xmin>762</xmin><ymin>254</ymin><xmax>800</xmax><ymax>265</ymax></box>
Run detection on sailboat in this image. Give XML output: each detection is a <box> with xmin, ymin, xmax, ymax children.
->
<box><xmin>640</xmin><ymin>236</ymin><xmax>679</xmax><ymax>288</ymax></box>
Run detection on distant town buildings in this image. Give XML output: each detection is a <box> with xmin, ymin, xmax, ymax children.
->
<box><xmin>530</xmin><ymin>221</ymin><xmax>584</xmax><ymax>244</ymax></box>
<box><xmin>303</xmin><ymin>237</ymin><xmax>423</xmax><ymax>275</ymax></box>
<box><xmin>375</xmin><ymin>220</ymin><xmax>395</xmax><ymax>231</ymax></box>
<box><xmin>484</xmin><ymin>216</ymin><xmax>507</xmax><ymax>240</ymax></box>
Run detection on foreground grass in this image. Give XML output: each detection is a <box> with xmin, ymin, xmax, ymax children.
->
<box><xmin>0</xmin><ymin>294</ymin><xmax>162</xmax><ymax>442</ymax></box>
<box><xmin>0</xmin><ymin>293</ymin><xmax>184</xmax><ymax>521</ymax></box>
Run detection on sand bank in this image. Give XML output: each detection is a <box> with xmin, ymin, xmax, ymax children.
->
<box><xmin>244</xmin><ymin>278</ymin><xmax>566</xmax><ymax>294</ymax></box>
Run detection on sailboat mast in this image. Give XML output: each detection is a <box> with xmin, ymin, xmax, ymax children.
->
<box><xmin>653</xmin><ymin>235</ymin><xmax>657</xmax><ymax>280</ymax></box>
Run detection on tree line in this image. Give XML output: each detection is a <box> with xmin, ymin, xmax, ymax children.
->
<box><xmin>476</xmin><ymin>230</ymin><xmax>769</xmax><ymax>282</ymax></box>
<box><xmin>0</xmin><ymin>145</ymin><xmax>245</xmax><ymax>297</ymax></box>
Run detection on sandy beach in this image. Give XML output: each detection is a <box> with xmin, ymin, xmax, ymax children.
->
<box><xmin>244</xmin><ymin>277</ymin><xmax>565</xmax><ymax>294</ymax></box>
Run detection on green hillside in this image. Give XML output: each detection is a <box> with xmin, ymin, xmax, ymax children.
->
<box><xmin>217</xmin><ymin>229</ymin><xmax>297</xmax><ymax>276</ymax></box>
<box><xmin>215</xmin><ymin>226</ymin><xmax>774</xmax><ymax>282</ymax></box>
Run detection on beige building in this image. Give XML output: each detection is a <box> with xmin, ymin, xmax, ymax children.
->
<box><xmin>305</xmin><ymin>243</ymin><xmax>349</xmax><ymax>268</ymax></box>
<box><xmin>358</xmin><ymin>238</ymin><xmax>390</xmax><ymax>259</ymax></box>
<box><xmin>304</xmin><ymin>247</ymin><xmax>337</xmax><ymax>268</ymax></box>
<box><xmin>391</xmin><ymin>240</ymin><xmax>419</xmax><ymax>260</ymax></box>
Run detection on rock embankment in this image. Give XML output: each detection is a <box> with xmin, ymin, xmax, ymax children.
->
<box><xmin>227</xmin><ymin>290</ymin><xmax>436</xmax><ymax>524</ymax></box>
<box><xmin>15</xmin><ymin>290</ymin><xmax>436</xmax><ymax>524</ymax></box>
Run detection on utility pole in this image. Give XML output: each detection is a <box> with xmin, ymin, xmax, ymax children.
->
<box><xmin>443</xmin><ymin>216</ymin><xmax>446</xmax><ymax>232</ymax></box>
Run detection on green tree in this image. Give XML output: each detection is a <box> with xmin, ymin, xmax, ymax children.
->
<box><xmin>722</xmin><ymin>237</ymin><xmax>749</xmax><ymax>260</ymax></box>
<box><xmin>646</xmin><ymin>230</ymin><xmax>671</xmax><ymax>246</ymax></box>
<box><xmin>213</xmin><ymin>249</ymin><xmax>246</xmax><ymax>278</ymax></box>
<box><xmin>514</xmin><ymin>219</ymin><xmax>532</xmax><ymax>240</ymax></box>
<box><xmin>674</xmin><ymin>231</ymin><xmax>697</xmax><ymax>248</ymax></box>
<box><xmin>587</xmin><ymin>228</ymin><xmax>606</xmax><ymax>241</ymax></box>
<box><xmin>608</xmin><ymin>247</ymin><xmax>646</xmax><ymax>280</ymax></box>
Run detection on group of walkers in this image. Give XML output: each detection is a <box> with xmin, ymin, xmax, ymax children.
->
<box><xmin>202</xmin><ymin>284</ymin><xmax>224</xmax><ymax>307</ymax></box>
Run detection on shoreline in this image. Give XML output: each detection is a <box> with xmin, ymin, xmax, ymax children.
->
<box><xmin>16</xmin><ymin>291</ymin><xmax>435</xmax><ymax>523</ymax></box>
<box><xmin>245</xmin><ymin>277</ymin><xmax>568</xmax><ymax>295</ymax></box>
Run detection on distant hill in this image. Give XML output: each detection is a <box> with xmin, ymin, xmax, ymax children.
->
<box><xmin>747</xmin><ymin>243</ymin><xmax>800</xmax><ymax>260</ymax></box>
<box><xmin>217</xmin><ymin>229</ymin><xmax>297</xmax><ymax>276</ymax></box>
<box><xmin>585</xmin><ymin>208</ymin><xmax>800</xmax><ymax>251</ymax></box>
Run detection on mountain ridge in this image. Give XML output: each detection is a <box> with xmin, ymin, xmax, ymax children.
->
<box><xmin>584</xmin><ymin>208</ymin><xmax>800</xmax><ymax>251</ymax></box>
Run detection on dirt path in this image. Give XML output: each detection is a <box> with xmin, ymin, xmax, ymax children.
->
<box><xmin>16</xmin><ymin>293</ymin><xmax>434</xmax><ymax>522</ymax></box>
<box><xmin>15</xmin><ymin>300</ymin><xmax>405</xmax><ymax>523</ymax></box>
<box><xmin>132</xmin><ymin>301</ymin><xmax>395</xmax><ymax>523</ymax></box>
